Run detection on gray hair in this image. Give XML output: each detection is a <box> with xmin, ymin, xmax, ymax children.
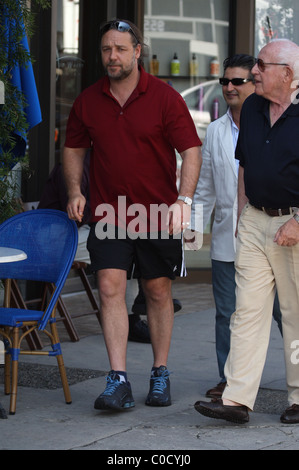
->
<box><xmin>265</xmin><ymin>39</ymin><xmax>299</xmax><ymax>79</ymax></box>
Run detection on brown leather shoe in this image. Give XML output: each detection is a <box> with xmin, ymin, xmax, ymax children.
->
<box><xmin>206</xmin><ymin>381</ymin><xmax>227</xmax><ymax>398</ymax></box>
<box><xmin>194</xmin><ymin>398</ymin><xmax>249</xmax><ymax>424</ymax></box>
<box><xmin>280</xmin><ymin>404</ymin><xmax>299</xmax><ymax>424</ymax></box>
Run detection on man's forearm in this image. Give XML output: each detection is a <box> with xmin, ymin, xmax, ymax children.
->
<box><xmin>179</xmin><ymin>146</ymin><xmax>202</xmax><ymax>199</ymax></box>
<box><xmin>63</xmin><ymin>147</ymin><xmax>86</xmax><ymax>197</ymax></box>
<box><xmin>62</xmin><ymin>147</ymin><xmax>88</xmax><ymax>222</ymax></box>
<box><xmin>167</xmin><ymin>146</ymin><xmax>202</xmax><ymax>235</ymax></box>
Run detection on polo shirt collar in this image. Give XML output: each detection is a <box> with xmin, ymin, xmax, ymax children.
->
<box><xmin>259</xmin><ymin>93</ymin><xmax>299</xmax><ymax>121</ymax></box>
<box><xmin>136</xmin><ymin>65</ymin><xmax>148</xmax><ymax>93</ymax></box>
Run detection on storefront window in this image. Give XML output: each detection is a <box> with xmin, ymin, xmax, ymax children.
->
<box><xmin>144</xmin><ymin>0</ymin><xmax>230</xmax><ymax>92</ymax></box>
<box><xmin>55</xmin><ymin>0</ymin><xmax>82</xmax><ymax>160</ymax></box>
<box><xmin>255</xmin><ymin>0</ymin><xmax>299</xmax><ymax>54</ymax></box>
<box><xmin>144</xmin><ymin>0</ymin><xmax>231</xmax><ymax>271</ymax></box>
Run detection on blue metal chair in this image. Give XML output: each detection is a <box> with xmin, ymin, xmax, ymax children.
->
<box><xmin>0</xmin><ymin>209</ymin><xmax>78</xmax><ymax>415</ymax></box>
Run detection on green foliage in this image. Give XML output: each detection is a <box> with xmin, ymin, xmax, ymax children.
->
<box><xmin>0</xmin><ymin>0</ymin><xmax>50</xmax><ymax>224</ymax></box>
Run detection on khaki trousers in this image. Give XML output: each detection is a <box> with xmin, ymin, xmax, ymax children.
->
<box><xmin>223</xmin><ymin>204</ymin><xmax>299</xmax><ymax>410</ymax></box>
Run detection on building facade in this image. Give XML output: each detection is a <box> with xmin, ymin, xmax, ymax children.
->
<box><xmin>25</xmin><ymin>0</ymin><xmax>299</xmax><ymax>272</ymax></box>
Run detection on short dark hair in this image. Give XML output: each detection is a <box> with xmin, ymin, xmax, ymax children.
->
<box><xmin>223</xmin><ymin>54</ymin><xmax>255</xmax><ymax>80</ymax></box>
<box><xmin>100</xmin><ymin>19</ymin><xmax>146</xmax><ymax>66</ymax></box>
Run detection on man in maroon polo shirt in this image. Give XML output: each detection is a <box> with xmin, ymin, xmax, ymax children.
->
<box><xmin>63</xmin><ymin>19</ymin><xmax>202</xmax><ymax>411</ymax></box>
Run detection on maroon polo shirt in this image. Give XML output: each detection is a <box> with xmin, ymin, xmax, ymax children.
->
<box><xmin>65</xmin><ymin>66</ymin><xmax>201</xmax><ymax>230</ymax></box>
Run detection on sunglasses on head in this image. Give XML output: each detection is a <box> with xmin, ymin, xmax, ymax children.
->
<box><xmin>255</xmin><ymin>58</ymin><xmax>289</xmax><ymax>72</ymax></box>
<box><xmin>219</xmin><ymin>77</ymin><xmax>253</xmax><ymax>86</ymax></box>
<box><xmin>101</xmin><ymin>20</ymin><xmax>139</xmax><ymax>45</ymax></box>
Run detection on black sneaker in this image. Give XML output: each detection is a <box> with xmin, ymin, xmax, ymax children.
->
<box><xmin>131</xmin><ymin>299</ymin><xmax>182</xmax><ymax>315</ymax></box>
<box><xmin>173</xmin><ymin>298</ymin><xmax>182</xmax><ymax>313</ymax></box>
<box><xmin>128</xmin><ymin>315</ymin><xmax>151</xmax><ymax>343</ymax></box>
<box><xmin>145</xmin><ymin>366</ymin><xmax>171</xmax><ymax>406</ymax></box>
<box><xmin>94</xmin><ymin>371</ymin><xmax>135</xmax><ymax>411</ymax></box>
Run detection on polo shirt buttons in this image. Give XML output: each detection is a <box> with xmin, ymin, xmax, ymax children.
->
<box><xmin>266</xmin><ymin>140</ymin><xmax>270</xmax><ymax>144</ymax></box>
<box><xmin>120</xmin><ymin>111</ymin><xmax>124</xmax><ymax>115</ymax></box>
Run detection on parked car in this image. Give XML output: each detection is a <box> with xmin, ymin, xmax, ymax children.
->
<box><xmin>181</xmin><ymin>79</ymin><xmax>227</xmax><ymax>141</ymax></box>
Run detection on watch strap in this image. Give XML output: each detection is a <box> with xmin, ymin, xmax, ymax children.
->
<box><xmin>178</xmin><ymin>195</ymin><xmax>192</xmax><ymax>206</ymax></box>
<box><xmin>293</xmin><ymin>213</ymin><xmax>299</xmax><ymax>224</ymax></box>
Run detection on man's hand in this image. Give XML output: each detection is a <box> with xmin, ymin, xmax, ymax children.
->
<box><xmin>66</xmin><ymin>193</ymin><xmax>86</xmax><ymax>223</ymax></box>
<box><xmin>274</xmin><ymin>218</ymin><xmax>299</xmax><ymax>246</ymax></box>
<box><xmin>167</xmin><ymin>200</ymin><xmax>191</xmax><ymax>235</ymax></box>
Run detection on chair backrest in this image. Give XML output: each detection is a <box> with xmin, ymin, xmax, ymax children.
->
<box><xmin>0</xmin><ymin>209</ymin><xmax>78</xmax><ymax>329</ymax></box>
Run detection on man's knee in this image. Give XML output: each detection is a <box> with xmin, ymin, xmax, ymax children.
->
<box><xmin>142</xmin><ymin>278</ymin><xmax>172</xmax><ymax>304</ymax></box>
<box><xmin>97</xmin><ymin>269</ymin><xmax>126</xmax><ymax>301</ymax></box>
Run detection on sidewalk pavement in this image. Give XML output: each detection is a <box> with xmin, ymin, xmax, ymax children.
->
<box><xmin>1</xmin><ymin>281</ymin><xmax>299</xmax><ymax>451</ymax></box>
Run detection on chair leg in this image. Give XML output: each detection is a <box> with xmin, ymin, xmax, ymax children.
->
<box><xmin>50</xmin><ymin>318</ymin><xmax>72</xmax><ymax>405</ymax></box>
<box><xmin>3</xmin><ymin>279</ymin><xmax>11</xmax><ymax>308</ymax></box>
<box><xmin>56</xmin><ymin>296</ymin><xmax>80</xmax><ymax>342</ymax></box>
<box><xmin>2</xmin><ymin>282</ymin><xmax>11</xmax><ymax>395</ymax></box>
<box><xmin>9</xmin><ymin>359</ymin><xmax>18</xmax><ymax>415</ymax></box>
<box><xmin>47</xmin><ymin>283</ymin><xmax>80</xmax><ymax>342</ymax></box>
<box><xmin>4</xmin><ymin>338</ymin><xmax>11</xmax><ymax>396</ymax></box>
<box><xmin>9</xmin><ymin>327</ymin><xmax>20</xmax><ymax>415</ymax></box>
<box><xmin>56</xmin><ymin>353</ymin><xmax>72</xmax><ymax>405</ymax></box>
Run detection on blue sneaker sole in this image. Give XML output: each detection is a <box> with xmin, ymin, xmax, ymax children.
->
<box><xmin>145</xmin><ymin>397</ymin><xmax>171</xmax><ymax>407</ymax></box>
<box><xmin>94</xmin><ymin>399</ymin><xmax>135</xmax><ymax>411</ymax></box>
<box><xmin>123</xmin><ymin>401</ymin><xmax>135</xmax><ymax>409</ymax></box>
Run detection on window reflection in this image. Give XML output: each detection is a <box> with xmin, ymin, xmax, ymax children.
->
<box><xmin>55</xmin><ymin>0</ymin><xmax>82</xmax><ymax>161</ymax></box>
<box><xmin>144</xmin><ymin>0</ymin><xmax>229</xmax><ymax>88</ymax></box>
<box><xmin>255</xmin><ymin>0</ymin><xmax>299</xmax><ymax>54</ymax></box>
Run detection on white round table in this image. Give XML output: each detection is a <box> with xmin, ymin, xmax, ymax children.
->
<box><xmin>0</xmin><ymin>247</ymin><xmax>27</xmax><ymax>263</ymax></box>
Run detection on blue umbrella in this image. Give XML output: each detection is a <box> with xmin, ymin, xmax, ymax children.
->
<box><xmin>1</xmin><ymin>1</ymin><xmax>42</xmax><ymax>161</ymax></box>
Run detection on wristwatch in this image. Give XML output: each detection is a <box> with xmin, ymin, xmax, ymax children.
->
<box><xmin>293</xmin><ymin>213</ymin><xmax>299</xmax><ymax>224</ymax></box>
<box><xmin>178</xmin><ymin>195</ymin><xmax>192</xmax><ymax>206</ymax></box>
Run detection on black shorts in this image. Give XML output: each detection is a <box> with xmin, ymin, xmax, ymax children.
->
<box><xmin>87</xmin><ymin>223</ymin><xmax>186</xmax><ymax>280</ymax></box>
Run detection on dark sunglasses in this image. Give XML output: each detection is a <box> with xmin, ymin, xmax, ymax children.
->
<box><xmin>219</xmin><ymin>77</ymin><xmax>253</xmax><ymax>86</ymax></box>
<box><xmin>255</xmin><ymin>58</ymin><xmax>289</xmax><ymax>72</ymax></box>
<box><xmin>101</xmin><ymin>21</ymin><xmax>139</xmax><ymax>45</ymax></box>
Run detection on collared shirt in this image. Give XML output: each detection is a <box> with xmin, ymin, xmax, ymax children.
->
<box><xmin>65</xmin><ymin>66</ymin><xmax>201</xmax><ymax>226</ymax></box>
<box><xmin>236</xmin><ymin>93</ymin><xmax>299</xmax><ymax>208</ymax></box>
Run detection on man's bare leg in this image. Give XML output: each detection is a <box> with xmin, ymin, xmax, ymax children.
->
<box><xmin>142</xmin><ymin>276</ymin><xmax>173</xmax><ymax>406</ymax></box>
<box><xmin>97</xmin><ymin>268</ymin><xmax>128</xmax><ymax>371</ymax></box>
<box><xmin>142</xmin><ymin>276</ymin><xmax>174</xmax><ymax>367</ymax></box>
<box><xmin>94</xmin><ymin>268</ymin><xmax>135</xmax><ymax>411</ymax></box>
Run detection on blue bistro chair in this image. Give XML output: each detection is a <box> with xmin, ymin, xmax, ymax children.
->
<box><xmin>0</xmin><ymin>209</ymin><xmax>78</xmax><ymax>415</ymax></box>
